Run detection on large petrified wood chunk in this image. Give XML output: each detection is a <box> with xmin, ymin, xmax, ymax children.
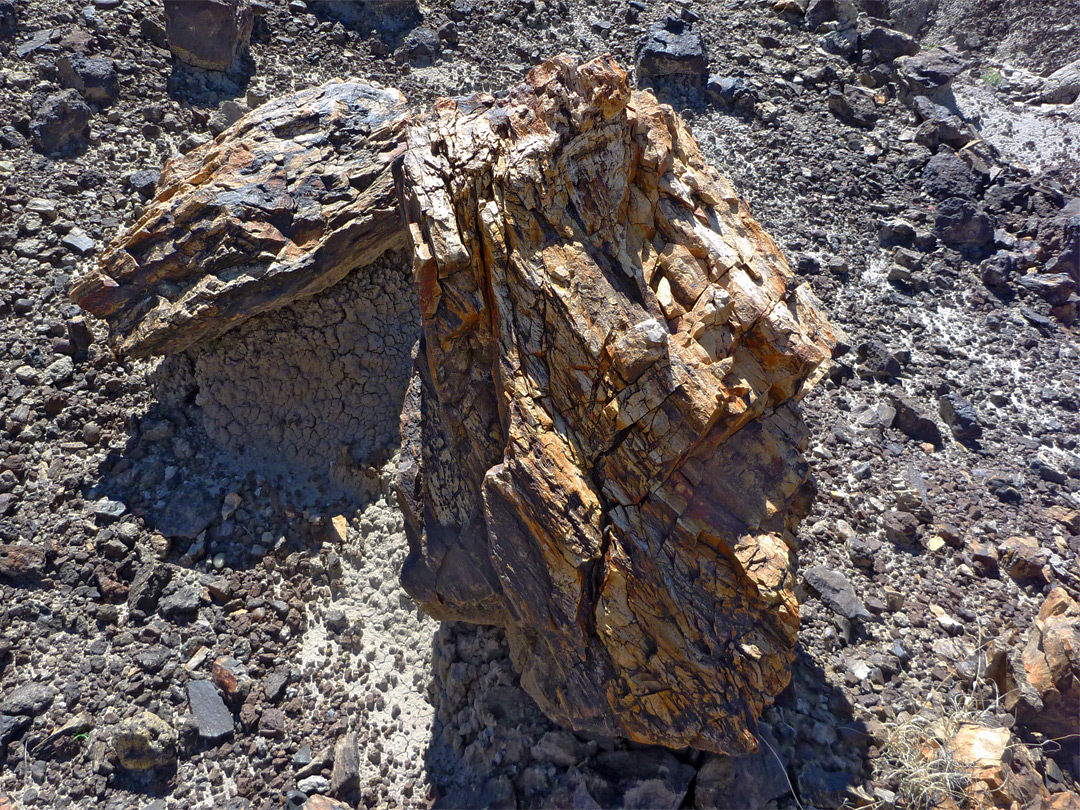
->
<box><xmin>396</xmin><ymin>55</ymin><xmax>836</xmax><ymax>753</ymax></box>
<box><xmin>71</xmin><ymin>79</ymin><xmax>409</xmax><ymax>357</ymax></box>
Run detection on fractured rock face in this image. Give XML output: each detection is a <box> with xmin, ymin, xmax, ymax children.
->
<box><xmin>396</xmin><ymin>55</ymin><xmax>835</xmax><ymax>753</ymax></box>
<box><xmin>71</xmin><ymin>79</ymin><xmax>409</xmax><ymax>358</ymax></box>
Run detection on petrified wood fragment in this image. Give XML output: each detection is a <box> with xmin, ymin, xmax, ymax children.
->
<box><xmin>396</xmin><ymin>55</ymin><xmax>835</xmax><ymax>753</ymax></box>
<box><xmin>71</xmin><ymin>80</ymin><xmax>409</xmax><ymax>357</ymax></box>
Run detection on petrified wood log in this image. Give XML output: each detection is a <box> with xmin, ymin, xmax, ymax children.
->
<box><xmin>71</xmin><ymin>56</ymin><xmax>837</xmax><ymax>754</ymax></box>
<box><xmin>396</xmin><ymin>55</ymin><xmax>835</xmax><ymax>753</ymax></box>
<box><xmin>71</xmin><ymin>79</ymin><xmax>409</xmax><ymax>357</ymax></box>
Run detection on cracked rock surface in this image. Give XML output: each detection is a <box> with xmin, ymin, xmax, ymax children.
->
<box><xmin>397</xmin><ymin>54</ymin><xmax>835</xmax><ymax>753</ymax></box>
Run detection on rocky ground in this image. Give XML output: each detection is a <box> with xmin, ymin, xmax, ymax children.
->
<box><xmin>0</xmin><ymin>0</ymin><xmax>1078</xmax><ymax>809</ymax></box>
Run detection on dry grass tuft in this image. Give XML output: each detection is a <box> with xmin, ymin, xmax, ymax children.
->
<box><xmin>871</xmin><ymin>690</ymin><xmax>994</xmax><ymax>810</ymax></box>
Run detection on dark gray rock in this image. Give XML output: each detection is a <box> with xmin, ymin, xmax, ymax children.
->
<box><xmin>803</xmin><ymin>566</ymin><xmax>872</xmax><ymax>622</ymax></box>
<box><xmin>128</xmin><ymin>169</ymin><xmax>161</xmax><ymax>197</ymax></box>
<box><xmin>856</xmin><ymin>341</ymin><xmax>902</xmax><ymax>381</ymax></box>
<box><xmin>797</xmin><ymin>764</ymin><xmax>855</xmax><ymax>808</ymax></box>
<box><xmin>922</xmin><ymin>149</ymin><xmax>977</xmax><ymax>200</ymax></box>
<box><xmin>821</xmin><ymin>26</ymin><xmax>858</xmax><ymax>57</ymax></box>
<box><xmin>1040</xmin><ymin>57</ymin><xmax>1080</xmax><ymax>105</ymax></box>
<box><xmin>939</xmin><ymin>394</ymin><xmax>982</xmax><ymax>441</ymax></box>
<box><xmin>582</xmin><ymin>749</ymin><xmax>695</xmax><ymax>808</ymax></box>
<box><xmin>62</xmin><ymin>229</ymin><xmax>96</xmax><ymax>256</ymax></box>
<box><xmin>164</xmin><ymin>0</ymin><xmax>253</xmax><ymax>71</ymax></box>
<box><xmin>30</xmin><ymin>90</ymin><xmax>92</xmax><ymax>156</ymax></box>
<box><xmin>636</xmin><ymin>20</ymin><xmax>707</xmax><ymax>78</ymax></box>
<box><xmin>0</xmin><ymin>683</ymin><xmax>56</xmax><ymax>716</ymax></box>
<box><xmin>887</xmin><ymin>390</ymin><xmax>943</xmax><ymax>446</ymax></box>
<box><xmin>860</xmin><ymin>26</ymin><xmax>919</xmax><ymax>64</ymax></box>
<box><xmin>158</xmin><ymin>582</ymin><xmax>203</xmax><ymax>616</ymax></box>
<box><xmin>330</xmin><ymin>732</ymin><xmax>360</xmax><ymax>795</ymax></box>
<box><xmin>93</xmin><ymin>498</ymin><xmax>127</xmax><ymax>522</ymax></box>
<box><xmin>57</xmin><ymin>55</ymin><xmax>119</xmax><ymax>103</ymax></box>
<box><xmin>1031</xmin><ymin>453</ymin><xmax>1068</xmax><ymax>485</ymax></box>
<box><xmin>0</xmin><ymin>0</ymin><xmax>16</xmax><ymax>40</ymax></box>
<box><xmin>186</xmin><ymin>680</ymin><xmax>234</xmax><ymax>741</ymax></box>
<box><xmin>911</xmin><ymin>95</ymin><xmax>970</xmax><ymax>148</ymax></box>
<box><xmin>403</xmin><ymin>26</ymin><xmax>441</xmax><ymax>61</ymax></box>
<box><xmin>127</xmin><ymin>563</ymin><xmax>172</xmax><ymax>615</ymax></box>
<box><xmin>0</xmin><ymin>714</ymin><xmax>29</xmax><ymax>749</ymax></box>
<box><xmin>897</xmin><ymin>47</ymin><xmax>968</xmax><ymax>96</ymax></box>
<box><xmin>706</xmin><ymin>75</ymin><xmax>756</xmax><ymax>110</ymax></box>
<box><xmin>805</xmin><ymin>0</ymin><xmax>856</xmax><ymax>30</ymax></box>
<box><xmin>694</xmin><ymin>726</ymin><xmax>791</xmax><ymax>809</ymax></box>
<box><xmin>157</xmin><ymin>483</ymin><xmax>218</xmax><ymax>539</ymax></box>
<box><xmin>1018</xmin><ymin>273</ymin><xmax>1077</xmax><ymax>306</ymax></box>
<box><xmin>828</xmin><ymin>86</ymin><xmax>879</xmax><ymax>128</ymax></box>
<box><xmin>934</xmin><ymin>197</ymin><xmax>994</xmax><ymax>246</ymax></box>
<box><xmin>135</xmin><ymin>644</ymin><xmax>173</xmax><ymax>674</ymax></box>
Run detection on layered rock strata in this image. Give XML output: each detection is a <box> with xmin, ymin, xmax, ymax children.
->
<box><xmin>396</xmin><ymin>55</ymin><xmax>835</xmax><ymax>753</ymax></box>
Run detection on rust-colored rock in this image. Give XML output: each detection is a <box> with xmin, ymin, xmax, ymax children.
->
<box><xmin>1002</xmin><ymin>587</ymin><xmax>1080</xmax><ymax>744</ymax></box>
<box><xmin>71</xmin><ymin>79</ymin><xmax>409</xmax><ymax>357</ymax></box>
<box><xmin>396</xmin><ymin>55</ymin><xmax>835</xmax><ymax>753</ymax></box>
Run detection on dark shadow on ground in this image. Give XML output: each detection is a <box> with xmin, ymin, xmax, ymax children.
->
<box><xmin>420</xmin><ymin>624</ymin><xmax>869</xmax><ymax>810</ymax></box>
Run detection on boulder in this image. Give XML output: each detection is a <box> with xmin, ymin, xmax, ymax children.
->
<box><xmin>71</xmin><ymin>56</ymin><xmax>836</xmax><ymax>755</ymax></box>
<box><xmin>804</xmin><ymin>0</ymin><xmax>857</xmax><ymax>30</ymax></box>
<box><xmin>30</xmin><ymin>90</ymin><xmax>91</xmax><ymax>156</ymax></box>
<box><xmin>922</xmin><ymin>149</ymin><xmax>978</xmax><ymax>200</ymax></box>
<box><xmin>896</xmin><ymin>47</ymin><xmax>968</xmax><ymax>97</ymax></box>
<box><xmin>1041</xmin><ymin>58</ymin><xmax>1080</xmax><ymax>105</ymax></box>
<box><xmin>397</xmin><ymin>55</ymin><xmax>835</xmax><ymax>753</ymax></box>
<box><xmin>1002</xmin><ymin>588</ymin><xmax>1080</xmax><ymax>744</ymax></box>
<box><xmin>636</xmin><ymin>19</ymin><xmax>707</xmax><ymax>79</ymax></box>
<box><xmin>860</xmin><ymin>26</ymin><xmax>920</xmax><ymax>64</ymax></box>
<box><xmin>934</xmin><ymin>197</ymin><xmax>995</xmax><ymax>246</ymax></box>
<box><xmin>71</xmin><ymin>80</ymin><xmax>410</xmax><ymax>357</ymax></box>
<box><xmin>694</xmin><ymin>726</ymin><xmax>791</xmax><ymax>808</ymax></box>
<box><xmin>164</xmin><ymin>0</ymin><xmax>253</xmax><ymax>71</ymax></box>
<box><xmin>57</xmin><ymin>55</ymin><xmax>120</xmax><ymax>104</ymax></box>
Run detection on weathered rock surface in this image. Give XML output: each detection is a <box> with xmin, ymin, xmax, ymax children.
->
<box><xmin>1001</xmin><ymin>587</ymin><xmax>1080</xmax><ymax>744</ymax></box>
<box><xmin>30</xmin><ymin>89</ymin><xmax>91</xmax><ymax>156</ymax></box>
<box><xmin>396</xmin><ymin>55</ymin><xmax>835</xmax><ymax>753</ymax></box>
<box><xmin>164</xmin><ymin>0</ymin><xmax>253</xmax><ymax>71</ymax></box>
<box><xmin>71</xmin><ymin>79</ymin><xmax>409</xmax><ymax>357</ymax></box>
<box><xmin>112</xmin><ymin>711</ymin><xmax>177</xmax><ymax>770</ymax></box>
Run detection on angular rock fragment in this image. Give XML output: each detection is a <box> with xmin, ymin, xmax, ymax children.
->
<box><xmin>186</xmin><ymin>680</ymin><xmax>234</xmax><ymax>741</ymax></box>
<box><xmin>112</xmin><ymin>711</ymin><xmax>177</xmax><ymax>770</ymax></box>
<box><xmin>397</xmin><ymin>55</ymin><xmax>835</xmax><ymax>753</ymax></box>
<box><xmin>164</xmin><ymin>0</ymin><xmax>253</xmax><ymax>71</ymax></box>
<box><xmin>636</xmin><ymin>18</ymin><xmax>707</xmax><ymax>79</ymax></box>
<box><xmin>57</xmin><ymin>55</ymin><xmax>120</xmax><ymax>104</ymax></box>
<box><xmin>30</xmin><ymin>90</ymin><xmax>91</xmax><ymax>156</ymax></box>
<box><xmin>71</xmin><ymin>80</ymin><xmax>410</xmax><ymax>357</ymax></box>
<box><xmin>1041</xmin><ymin>57</ymin><xmax>1080</xmax><ymax>105</ymax></box>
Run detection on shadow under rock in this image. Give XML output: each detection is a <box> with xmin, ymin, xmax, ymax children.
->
<box><xmin>421</xmin><ymin>624</ymin><xmax>869</xmax><ymax>810</ymax></box>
